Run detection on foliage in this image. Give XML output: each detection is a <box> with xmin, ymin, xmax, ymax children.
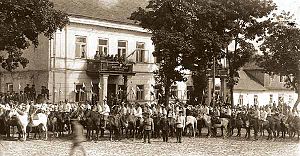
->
<box><xmin>256</xmin><ymin>13</ymin><xmax>300</xmax><ymax>109</ymax></box>
<box><xmin>0</xmin><ymin>0</ymin><xmax>69</xmax><ymax>71</ymax></box>
<box><xmin>130</xmin><ymin>0</ymin><xmax>275</xmax><ymax>106</ymax></box>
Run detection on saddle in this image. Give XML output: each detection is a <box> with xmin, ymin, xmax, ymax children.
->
<box><xmin>32</xmin><ymin>114</ymin><xmax>39</xmax><ymax>120</ymax></box>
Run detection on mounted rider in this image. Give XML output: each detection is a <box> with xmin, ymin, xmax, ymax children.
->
<box><xmin>101</xmin><ymin>100</ymin><xmax>110</xmax><ymax>128</ymax></box>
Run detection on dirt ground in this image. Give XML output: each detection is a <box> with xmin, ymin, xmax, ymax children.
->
<box><xmin>0</xmin><ymin>134</ymin><xmax>299</xmax><ymax>156</ymax></box>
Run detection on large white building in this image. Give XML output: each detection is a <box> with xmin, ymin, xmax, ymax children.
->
<box><xmin>0</xmin><ymin>0</ymin><xmax>193</xmax><ymax>105</ymax></box>
<box><xmin>0</xmin><ymin>0</ymin><xmax>296</xmax><ymax>106</ymax></box>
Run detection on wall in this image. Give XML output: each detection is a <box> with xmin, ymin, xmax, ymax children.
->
<box><xmin>233</xmin><ymin>90</ymin><xmax>297</xmax><ymax>107</ymax></box>
<box><xmin>48</xmin><ymin>17</ymin><xmax>156</xmax><ymax>103</ymax></box>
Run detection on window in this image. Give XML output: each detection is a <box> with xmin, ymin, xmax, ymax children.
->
<box><xmin>98</xmin><ymin>39</ymin><xmax>108</xmax><ymax>56</ymax></box>
<box><xmin>7</xmin><ymin>83</ymin><xmax>13</xmax><ymax>92</ymax></box>
<box><xmin>238</xmin><ymin>95</ymin><xmax>244</xmax><ymax>105</ymax></box>
<box><xmin>269</xmin><ymin>94</ymin><xmax>273</xmax><ymax>104</ymax></box>
<box><xmin>136</xmin><ymin>42</ymin><xmax>145</xmax><ymax>62</ymax></box>
<box><xmin>75</xmin><ymin>84</ymin><xmax>86</xmax><ymax>102</ymax></box>
<box><xmin>136</xmin><ymin>85</ymin><xmax>144</xmax><ymax>100</ymax></box>
<box><xmin>186</xmin><ymin>86</ymin><xmax>193</xmax><ymax>100</ymax></box>
<box><xmin>171</xmin><ymin>86</ymin><xmax>178</xmax><ymax>99</ymax></box>
<box><xmin>118</xmin><ymin>41</ymin><xmax>127</xmax><ymax>59</ymax></box>
<box><xmin>75</xmin><ymin>37</ymin><xmax>87</xmax><ymax>58</ymax></box>
<box><xmin>254</xmin><ymin>95</ymin><xmax>258</xmax><ymax>105</ymax></box>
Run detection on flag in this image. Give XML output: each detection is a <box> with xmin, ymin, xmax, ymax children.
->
<box><xmin>98</xmin><ymin>82</ymin><xmax>102</xmax><ymax>89</ymax></box>
<box><xmin>73</xmin><ymin>83</ymin><xmax>77</xmax><ymax>93</ymax></box>
<box><xmin>90</xmin><ymin>81</ymin><xmax>93</xmax><ymax>87</ymax></box>
<box><xmin>83</xmin><ymin>82</ymin><xmax>86</xmax><ymax>88</ymax></box>
<box><xmin>158</xmin><ymin>93</ymin><xmax>162</xmax><ymax>97</ymax></box>
<box><xmin>59</xmin><ymin>90</ymin><xmax>63</xmax><ymax>93</ymax></box>
<box><xmin>18</xmin><ymin>83</ymin><xmax>21</xmax><ymax>90</ymax></box>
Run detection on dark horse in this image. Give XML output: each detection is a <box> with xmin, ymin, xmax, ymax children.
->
<box><xmin>288</xmin><ymin>116</ymin><xmax>300</xmax><ymax>140</ymax></box>
<box><xmin>2</xmin><ymin>110</ymin><xmax>22</xmax><ymax>139</ymax></box>
<box><xmin>107</xmin><ymin>114</ymin><xmax>121</xmax><ymax>141</ymax></box>
<box><xmin>229</xmin><ymin>112</ymin><xmax>244</xmax><ymax>137</ymax></box>
<box><xmin>85</xmin><ymin>110</ymin><xmax>102</xmax><ymax>140</ymax></box>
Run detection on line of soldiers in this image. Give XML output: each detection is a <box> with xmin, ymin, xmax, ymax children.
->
<box><xmin>0</xmin><ymin>84</ymin><xmax>49</xmax><ymax>104</ymax></box>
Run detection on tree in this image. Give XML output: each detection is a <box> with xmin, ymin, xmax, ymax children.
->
<box><xmin>0</xmin><ymin>0</ymin><xmax>68</xmax><ymax>71</ymax></box>
<box><xmin>216</xmin><ymin>0</ymin><xmax>276</xmax><ymax>107</ymax></box>
<box><xmin>130</xmin><ymin>0</ymin><xmax>276</xmax><ymax>106</ymax></box>
<box><xmin>256</xmin><ymin>13</ymin><xmax>300</xmax><ymax>110</ymax></box>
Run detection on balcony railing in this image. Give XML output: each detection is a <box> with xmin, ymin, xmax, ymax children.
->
<box><xmin>86</xmin><ymin>55</ymin><xmax>135</xmax><ymax>76</ymax></box>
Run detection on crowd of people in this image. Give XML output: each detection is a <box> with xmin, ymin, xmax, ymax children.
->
<box><xmin>0</xmin><ymin>89</ymin><xmax>299</xmax><ymax>144</ymax></box>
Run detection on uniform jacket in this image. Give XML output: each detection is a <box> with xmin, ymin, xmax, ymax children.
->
<box><xmin>160</xmin><ymin>117</ymin><xmax>170</xmax><ymax>131</ymax></box>
<box><xmin>143</xmin><ymin>117</ymin><xmax>154</xmax><ymax>131</ymax></box>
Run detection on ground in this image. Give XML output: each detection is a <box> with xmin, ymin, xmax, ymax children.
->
<box><xmin>0</xmin><ymin>134</ymin><xmax>299</xmax><ymax>156</ymax></box>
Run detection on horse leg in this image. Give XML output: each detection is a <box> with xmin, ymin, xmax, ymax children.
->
<box><xmin>44</xmin><ymin>125</ymin><xmax>48</xmax><ymax>140</ymax></box>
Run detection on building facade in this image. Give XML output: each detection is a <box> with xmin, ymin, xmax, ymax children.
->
<box><xmin>0</xmin><ymin>0</ymin><xmax>195</xmax><ymax>104</ymax></box>
<box><xmin>233</xmin><ymin>64</ymin><xmax>298</xmax><ymax>107</ymax></box>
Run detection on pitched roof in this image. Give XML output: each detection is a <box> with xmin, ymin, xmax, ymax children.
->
<box><xmin>242</xmin><ymin>62</ymin><xmax>263</xmax><ymax>70</ymax></box>
<box><xmin>234</xmin><ymin>70</ymin><xmax>266</xmax><ymax>91</ymax></box>
<box><xmin>51</xmin><ymin>0</ymin><xmax>149</xmax><ymax>24</ymax></box>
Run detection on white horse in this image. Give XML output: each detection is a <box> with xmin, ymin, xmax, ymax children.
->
<box><xmin>10</xmin><ymin>109</ymin><xmax>48</xmax><ymax>141</ymax></box>
<box><xmin>186</xmin><ymin>116</ymin><xmax>197</xmax><ymax>137</ymax></box>
<box><xmin>8</xmin><ymin>109</ymin><xmax>28</xmax><ymax>140</ymax></box>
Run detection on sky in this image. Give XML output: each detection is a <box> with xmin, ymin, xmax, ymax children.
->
<box><xmin>273</xmin><ymin>0</ymin><xmax>300</xmax><ymax>24</ymax></box>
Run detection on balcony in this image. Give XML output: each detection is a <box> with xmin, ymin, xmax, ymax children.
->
<box><xmin>86</xmin><ymin>56</ymin><xmax>135</xmax><ymax>77</ymax></box>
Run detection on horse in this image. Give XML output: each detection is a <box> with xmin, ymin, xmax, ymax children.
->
<box><xmin>125</xmin><ymin>114</ymin><xmax>137</xmax><ymax>140</ymax></box>
<box><xmin>185</xmin><ymin>115</ymin><xmax>197</xmax><ymax>137</ymax></box>
<box><xmin>135</xmin><ymin>116</ymin><xmax>144</xmax><ymax>139</ymax></box>
<box><xmin>288</xmin><ymin>116</ymin><xmax>300</xmax><ymax>140</ymax></box>
<box><xmin>26</xmin><ymin>111</ymin><xmax>48</xmax><ymax>140</ymax></box>
<box><xmin>47</xmin><ymin>111</ymin><xmax>59</xmax><ymax>137</ymax></box>
<box><xmin>167</xmin><ymin>117</ymin><xmax>176</xmax><ymax>137</ymax></box>
<box><xmin>107</xmin><ymin>114</ymin><xmax>121</xmax><ymax>141</ymax></box>
<box><xmin>229</xmin><ymin>112</ymin><xmax>244</xmax><ymax>137</ymax></box>
<box><xmin>197</xmin><ymin>114</ymin><xmax>212</xmax><ymax>137</ymax></box>
<box><xmin>211</xmin><ymin>117</ymin><xmax>230</xmax><ymax>138</ymax></box>
<box><xmin>3</xmin><ymin>109</ymin><xmax>21</xmax><ymax>139</ymax></box>
<box><xmin>84</xmin><ymin>110</ymin><xmax>102</xmax><ymax>140</ymax></box>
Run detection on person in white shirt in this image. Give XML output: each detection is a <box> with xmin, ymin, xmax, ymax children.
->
<box><xmin>121</xmin><ymin>102</ymin><xmax>127</xmax><ymax>116</ymax></box>
<box><xmin>102</xmin><ymin>100</ymin><xmax>110</xmax><ymax>127</ymax></box>
<box><xmin>128</xmin><ymin>103</ymin><xmax>136</xmax><ymax>116</ymax></box>
<box><xmin>176</xmin><ymin>111</ymin><xmax>185</xmax><ymax>143</ymax></box>
<box><xmin>85</xmin><ymin>102</ymin><xmax>91</xmax><ymax>110</ymax></box>
<box><xmin>260</xmin><ymin>108</ymin><xmax>267</xmax><ymax>122</ymax></box>
<box><xmin>65</xmin><ymin>102</ymin><xmax>72</xmax><ymax>113</ymax></box>
<box><xmin>135</xmin><ymin>103</ymin><xmax>143</xmax><ymax>118</ymax></box>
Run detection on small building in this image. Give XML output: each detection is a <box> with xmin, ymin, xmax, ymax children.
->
<box><xmin>233</xmin><ymin>63</ymin><xmax>297</xmax><ymax>107</ymax></box>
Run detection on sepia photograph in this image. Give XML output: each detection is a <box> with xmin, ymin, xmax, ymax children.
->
<box><xmin>0</xmin><ymin>0</ymin><xmax>300</xmax><ymax>155</ymax></box>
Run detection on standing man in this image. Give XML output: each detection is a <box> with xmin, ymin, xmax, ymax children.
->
<box><xmin>30</xmin><ymin>85</ymin><xmax>36</xmax><ymax>101</ymax></box>
<box><xmin>160</xmin><ymin>113</ymin><xmax>170</xmax><ymax>142</ymax></box>
<box><xmin>143</xmin><ymin>112</ymin><xmax>154</xmax><ymax>144</ymax></box>
<box><xmin>101</xmin><ymin>100</ymin><xmax>110</xmax><ymax>128</ymax></box>
<box><xmin>69</xmin><ymin>119</ymin><xmax>86</xmax><ymax>156</ymax></box>
<box><xmin>175</xmin><ymin>110</ymin><xmax>185</xmax><ymax>143</ymax></box>
<box><xmin>24</xmin><ymin>84</ymin><xmax>30</xmax><ymax>100</ymax></box>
